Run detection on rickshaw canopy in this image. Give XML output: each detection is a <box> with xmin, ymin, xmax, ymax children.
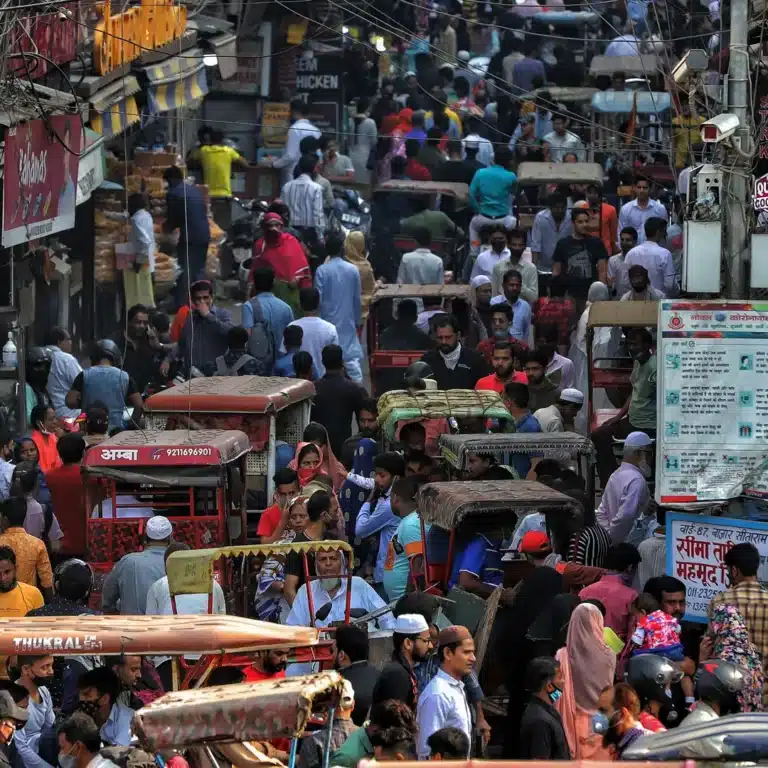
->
<box><xmin>374</xmin><ymin>179</ymin><xmax>470</xmax><ymax>203</ymax></box>
<box><xmin>533</xmin><ymin>86</ymin><xmax>598</xmax><ymax>103</ymax></box>
<box><xmin>438</xmin><ymin>432</ymin><xmax>596</xmax><ymax>470</ymax></box>
<box><xmin>377</xmin><ymin>390</ymin><xmax>512</xmax><ymax>440</ymax></box>
<box><xmin>591</xmin><ymin>90</ymin><xmax>671</xmax><ymax>114</ymax></box>
<box><xmin>516</xmin><ymin>161</ymin><xmax>603</xmax><ymax>186</ymax></box>
<box><xmin>81</xmin><ymin>429</ymin><xmax>251</xmax><ymax>486</ymax></box>
<box><xmin>0</xmin><ymin>615</ymin><xmax>318</xmax><ymax>656</ymax></box>
<box><xmin>370</xmin><ymin>284</ymin><xmax>471</xmax><ymax>306</ymax></box>
<box><xmin>533</xmin><ymin>10</ymin><xmax>600</xmax><ymax>25</ymax></box>
<box><xmin>418</xmin><ymin>480</ymin><xmax>581</xmax><ymax>529</ymax></box>
<box><xmin>133</xmin><ymin>671</ymin><xmax>345</xmax><ymax>749</ymax></box>
<box><xmin>586</xmin><ymin>300</ymin><xmax>658</xmax><ymax>329</ymax></box>
<box><xmin>589</xmin><ymin>54</ymin><xmax>661</xmax><ymax>76</ymax></box>
<box><xmin>166</xmin><ymin>541</ymin><xmax>354</xmax><ymax>596</ymax></box>
<box><xmin>144</xmin><ymin>376</ymin><xmax>315</xmax><ymax>414</ymax></box>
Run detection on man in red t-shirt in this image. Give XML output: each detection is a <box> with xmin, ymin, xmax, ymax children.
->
<box><xmin>45</xmin><ymin>433</ymin><xmax>88</xmax><ymax>556</ymax></box>
<box><xmin>243</xmin><ymin>649</ymin><xmax>288</xmax><ymax>682</ymax></box>
<box><xmin>405</xmin><ymin>139</ymin><xmax>432</xmax><ymax>181</ymax></box>
<box><xmin>475</xmin><ymin>341</ymin><xmax>527</xmax><ymax>394</ymax></box>
<box><xmin>256</xmin><ymin>468</ymin><xmax>299</xmax><ymax>543</ymax></box>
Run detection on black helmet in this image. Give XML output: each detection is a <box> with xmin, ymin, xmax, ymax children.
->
<box><xmin>694</xmin><ymin>659</ymin><xmax>746</xmax><ymax>715</ymax></box>
<box><xmin>403</xmin><ymin>361</ymin><xmax>434</xmax><ymax>381</ymax></box>
<box><xmin>625</xmin><ymin>655</ymin><xmax>683</xmax><ymax>705</ymax></box>
<box><xmin>26</xmin><ymin>346</ymin><xmax>52</xmax><ymax>366</ymax></box>
<box><xmin>91</xmin><ymin>339</ymin><xmax>122</xmax><ymax>367</ymax></box>
<box><xmin>25</xmin><ymin>346</ymin><xmax>52</xmax><ymax>387</ymax></box>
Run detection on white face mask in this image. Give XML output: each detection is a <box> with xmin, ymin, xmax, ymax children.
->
<box><xmin>58</xmin><ymin>753</ymin><xmax>76</xmax><ymax>768</ymax></box>
<box><xmin>320</xmin><ymin>577</ymin><xmax>341</xmax><ymax>592</ymax></box>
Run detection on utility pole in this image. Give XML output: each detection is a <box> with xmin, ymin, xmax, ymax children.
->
<box><xmin>724</xmin><ymin>0</ymin><xmax>750</xmax><ymax>298</ymax></box>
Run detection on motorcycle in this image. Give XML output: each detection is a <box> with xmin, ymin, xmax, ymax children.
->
<box><xmin>327</xmin><ymin>187</ymin><xmax>372</xmax><ymax>238</ymax></box>
<box><xmin>218</xmin><ymin>197</ymin><xmax>269</xmax><ymax>279</ymax></box>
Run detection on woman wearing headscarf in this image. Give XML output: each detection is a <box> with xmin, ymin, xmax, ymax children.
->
<box><xmin>502</xmin><ymin>566</ymin><xmax>564</xmax><ymax>757</ymax></box>
<box><xmin>471</xmin><ymin>275</ymin><xmax>494</xmax><ymax>335</ymax></box>
<box><xmin>343</xmin><ymin>232</ymin><xmax>376</xmax><ymax>328</ymax></box>
<box><xmin>288</xmin><ymin>423</ymin><xmax>348</xmax><ymax>492</ymax></box>
<box><xmin>555</xmin><ymin>602</ymin><xmax>616</xmax><ymax>759</ymax></box>
<box><xmin>702</xmin><ymin>604</ymin><xmax>765</xmax><ymax>712</ymax></box>
<box><xmin>569</xmin><ymin>281</ymin><xmax>621</xmax><ymax>434</ymax></box>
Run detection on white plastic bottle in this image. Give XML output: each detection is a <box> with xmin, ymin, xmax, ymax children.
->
<box><xmin>2</xmin><ymin>332</ymin><xmax>16</xmax><ymax>369</ymax></box>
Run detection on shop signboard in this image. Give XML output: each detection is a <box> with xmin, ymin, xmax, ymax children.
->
<box><xmin>666</xmin><ymin>512</ymin><xmax>768</xmax><ymax>622</ymax></box>
<box><xmin>657</xmin><ymin>301</ymin><xmax>768</xmax><ymax>503</ymax></box>
<box><xmin>755</xmin><ymin>172</ymin><xmax>768</xmax><ymax>212</ymax></box>
<box><xmin>76</xmin><ymin>132</ymin><xmax>105</xmax><ymax>206</ymax></box>
<box><xmin>210</xmin><ymin>38</ymin><xmax>264</xmax><ymax>96</ymax></box>
<box><xmin>9</xmin><ymin>3</ymin><xmax>78</xmax><ymax>79</ymax></box>
<box><xmin>2</xmin><ymin>117</ymin><xmax>82</xmax><ymax>247</ymax></box>
<box><xmin>295</xmin><ymin>53</ymin><xmax>343</xmax><ymax>137</ymax></box>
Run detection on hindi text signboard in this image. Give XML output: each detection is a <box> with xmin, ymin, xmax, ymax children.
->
<box><xmin>657</xmin><ymin>301</ymin><xmax>768</xmax><ymax>503</ymax></box>
<box><xmin>666</xmin><ymin>512</ymin><xmax>768</xmax><ymax>622</ymax></box>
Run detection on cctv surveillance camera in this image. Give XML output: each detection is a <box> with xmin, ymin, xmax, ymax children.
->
<box><xmin>701</xmin><ymin>113</ymin><xmax>739</xmax><ymax>143</ymax></box>
<box><xmin>671</xmin><ymin>49</ymin><xmax>709</xmax><ymax>85</ymax></box>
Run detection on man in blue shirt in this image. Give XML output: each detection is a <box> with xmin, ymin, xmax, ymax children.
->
<box><xmin>354</xmin><ymin>452</ymin><xmax>406</xmax><ymax>599</ymax></box>
<box><xmin>274</xmin><ymin>325</ymin><xmax>303</xmax><ymax>377</ymax></box>
<box><xmin>490</xmin><ymin>269</ymin><xmax>531</xmax><ymax>344</ymax></box>
<box><xmin>503</xmin><ymin>381</ymin><xmax>541</xmax><ymax>478</ymax></box>
<box><xmin>468</xmin><ymin>147</ymin><xmax>517</xmax><ymax>256</ymax></box>
<box><xmin>243</xmin><ymin>265</ymin><xmax>294</xmax><ymax>355</ymax></box>
<box><xmin>163</xmin><ymin>166</ymin><xmax>210</xmax><ymax>310</ymax></box>
<box><xmin>448</xmin><ymin>533</ymin><xmax>504</xmax><ymax>595</ymax></box>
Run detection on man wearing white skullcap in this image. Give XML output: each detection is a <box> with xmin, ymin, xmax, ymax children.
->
<box><xmin>101</xmin><ymin>516</ymin><xmax>173</xmax><ymax>615</ymax></box>
<box><xmin>533</xmin><ymin>388</ymin><xmax>584</xmax><ymax>433</ymax></box>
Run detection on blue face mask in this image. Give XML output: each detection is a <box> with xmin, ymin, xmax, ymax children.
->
<box><xmin>591</xmin><ymin>712</ymin><xmax>609</xmax><ymax>735</ymax></box>
<box><xmin>548</xmin><ymin>686</ymin><xmax>562</xmax><ymax>704</ymax></box>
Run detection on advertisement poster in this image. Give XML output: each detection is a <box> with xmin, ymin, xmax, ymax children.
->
<box><xmin>262</xmin><ymin>103</ymin><xmax>290</xmax><ymax>148</ymax></box>
<box><xmin>2</xmin><ymin>117</ymin><xmax>82</xmax><ymax>247</ymax></box>
<box><xmin>656</xmin><ymin>301</ymin><xmax>768</xmax><ymax>503</ymax></box>
<box><xmin>666</xmin><ymin>512</ymin><xmax>768</xmax><ymax>622</ymax></box>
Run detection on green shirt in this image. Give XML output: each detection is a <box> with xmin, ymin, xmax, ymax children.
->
<box><xmin>400</xmin><ymin>210</ymin><xmax>463</xmax><ymax>242</ymax></box>
<box><xmin>628</xmin><ymin>354</ymin><xmax>657</xmax><ymax>429</ymax></box>
<box><xmin>330</xmin><ymin>726</ymin><xmax>373</xmax><ymax>767</ymax></box>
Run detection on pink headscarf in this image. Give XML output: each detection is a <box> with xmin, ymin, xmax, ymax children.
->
<box><xmin>555</xmin><ymin>603</ymin><xmax>615</xmax><ymax>758</ymax></box>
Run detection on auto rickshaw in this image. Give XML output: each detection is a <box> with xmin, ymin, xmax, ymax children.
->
<box><xmin>438</xmin><ymin>431</ymin><xmax>596</xmax><ymax>497</ymax></box>
<box><xmin>366</xmin><ymin>283</ymin><xmax>471</xmax><ymax>396</ymax></box>
<box><xmin>165</xmin><ymin>541</ymin><xmax>354</xmax><ymax>625</ymax></box>
<box><xmin>144</xmin><ymin>376</ymin><xmax>314</xmax><ymax>521</ymax></box>
<box><xmin>134</xmin><ymin>671</ymin><xmax>345</xmax><ymax>768</ymax></box>
<box><xmin>83</xmin><ymin>429</ymin><xmax>251</xmax><ymax>592</ymax></box>
<box><xmin>413</xmin><ymin>479</ymin><xmax>582</xmax><ymax>711</ymax></box>
<box><xmin>586</xmin><ymin>300</ymin><xmax>658</xmax><ymax>435</ymax></box>
<box><xmin>532</xmin><ymin>85</ymin><xmax>598</xmax><ymax>124</ymax></box>
<box><xmin>589</xmin><ymin>54</ymin><xmax>664</xmax><ymax>82</ymax></box>
<box><xmin>0</xmin><ymin>614</ymin><xmax>319</xmax><ymax>691</ymax></box>
<box><xmin>515</xmin><ymin>161</ymin><xmax>604</xmax><ymax>230</ymax></box>
<box><xmin>377</xmin><ymin>389</ymin><xmax>513</xmax><ymax>456</ymax></box>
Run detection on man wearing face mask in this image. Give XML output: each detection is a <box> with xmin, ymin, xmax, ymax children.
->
<box><xmin>519</xmin><ymin>657</ymin><xmax>569</xmax><ymax>759</ymax></box>
<box><xmin>421</xmin><ymin>316</ymin><xmax>489</xmax><ymax>391</ymax></box>
<box><xmin>595</xmin><ymin>432</ymin><xmax>653</xmax><ymax>546</ymax></box>
<box><xmin>491</xmin><ymin>229</ymin><xmax>539</xmax><ymax>302</ymax></box>
<box><xmin>75</xmin><ymin>667</ymin><xmax>132</xmax><ymax>747</ymax></box>
<box><xmin>490</xmin><ymin>270</ymin><xmax>532</xmax><ymax>344</ymax></box>
<box><xmin>14</xmin><ymin>655</ymin><xmax>55</xmax><ymax>768</ymax></box>
<box><xmin>0</xmin><ymin>690</ymin><xmax>27</xmax><ymax>767</ymax></box>
<box><xmin>56</xmin><ymin>712</ymin><xmax>120</xmax><ymax>768</ymax></box>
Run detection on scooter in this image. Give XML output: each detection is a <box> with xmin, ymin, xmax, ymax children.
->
<box><xmin>327</xmin><ymin>187</ymin><xmax>372</xmax><ymax>238</ymax></box>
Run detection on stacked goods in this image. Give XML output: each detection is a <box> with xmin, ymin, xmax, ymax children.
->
<box><xmin>93</xmin><ymin>190</ymin><xmax>127</xmax><ymax>285</ymax></box>
<box><xmin>204</xmin><ymin>200</ymin><xmax>227</xmax><ymax>280</ymax></box>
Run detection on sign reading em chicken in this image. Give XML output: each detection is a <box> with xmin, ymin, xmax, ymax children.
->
<box><xmin>2</xmin><ymin>116</ymin><xmax>82</xmax><ymax>247</ymax></box>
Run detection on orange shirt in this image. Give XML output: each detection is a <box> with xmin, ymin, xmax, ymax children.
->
<box><xmin>0</xmin><ymin>527</ymin><xmax>53</xmax><ymax>588</ymax></box>
<box><xmin>31</xmin><ymin>430</ymin><xmax>61</xmax><ymax>472</ymax></box>
<box><xmin>170</xmin><ymin>305</ymin><xmax>191</xmax><ymax>343</ymax></box>
<box><xmin>475</xmin><ymin>372</ymin><xmax>527</xmax><ymax>393</ymax></box>
<box><xmin>586</xmin><ymin>202</ymin><xmax>618</xmax><ymax>257</ymax></box>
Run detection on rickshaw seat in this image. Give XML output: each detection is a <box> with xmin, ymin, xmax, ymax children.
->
<box><xmin>592</xmin><ymin>408</ymin><xmax>620</xmax><ymax>431</ymax></box>
<box><xmin>592</xmin><ymin>368</ymin><xmax>633</xmax><ymax>388</ymax></box>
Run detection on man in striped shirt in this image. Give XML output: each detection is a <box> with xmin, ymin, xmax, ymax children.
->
<box><xmin>281</xmin><ymin>154</ymin><xmax>326</xmax><ymax>248</ymax></box>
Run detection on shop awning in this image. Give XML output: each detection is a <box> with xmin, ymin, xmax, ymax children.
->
<box><xmin>89</xmin><ymin>76</ymin><xmax>141</xmax><ymax>140</ymax></box>
<box><xmin>76</xmin><ymin>128</ymin><xmax>106</xmax><ymax>206</ymax></box>
<box><xmin>142</xmin><ymin>48</ymin><xmax>209</xmax><ymax>114</ymax></box>
<box><xmin>209</xmin><ymin>33</ymin><xmax>237</xmax><ymax>79</ymax></box>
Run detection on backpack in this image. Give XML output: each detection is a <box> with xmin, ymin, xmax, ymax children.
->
<box><xmin>215</xmin><ymin>354</ymin><xmax>255</xmax><ymax>376</ymax></box>
<box><xmin>246</xmin><ymin>296</ymin><xmax>275</xmax><ymax>374</ymax></box>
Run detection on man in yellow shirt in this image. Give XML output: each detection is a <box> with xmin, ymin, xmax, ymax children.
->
<box><xmin>189</xmin><ymin>129</ymin><xmax>250</xmax><ymax>229</ymax></box>
<box><xmin>672</xmin><ymin>104</ymin><xmax>705</xmax><ymax>169</ymax></box>
<box><xmin>0</xmin><ymin>545</ymin><xmax>43</xmax><ymax>616</ymax></box>
<box><xmin>0</xmin><ymin>498</ymin><xmax>53</xmax><ymax>601</ymax></box>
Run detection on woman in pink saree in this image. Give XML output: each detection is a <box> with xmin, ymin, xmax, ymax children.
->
<box><xmin>555</xmin><ymin>602</ymin><xmax>616</xmax><ymax>759</ymax></box>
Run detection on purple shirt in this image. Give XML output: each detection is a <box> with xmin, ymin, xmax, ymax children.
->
<box><xmin>404</xmin><ymin>128</ymin><xmax>427</xmax><ymax>146</ymax></box>
<box><xmin>580</xmin><ymin>573</ymin><xmax>638</xmax><ymax>642</ymax></box>
<box><xmin>512</xmin><ymin>57</ymin><xmax>547</xmax><ymax>94</ymax></box>
<box><xmin>24</xmin><ymin>497</ymin><xmax>63</xmax><ymax>542</ymax></box>
<box><xmin>595</xmin><ymin>462</ymin><xmax>650</xmax><ymax>544</ymax></box>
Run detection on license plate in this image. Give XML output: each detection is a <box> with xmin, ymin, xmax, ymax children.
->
<box><xmin>342</xmin><ymin>213</ymin><xmax>361</xmax><ymax>225</ymax></box>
